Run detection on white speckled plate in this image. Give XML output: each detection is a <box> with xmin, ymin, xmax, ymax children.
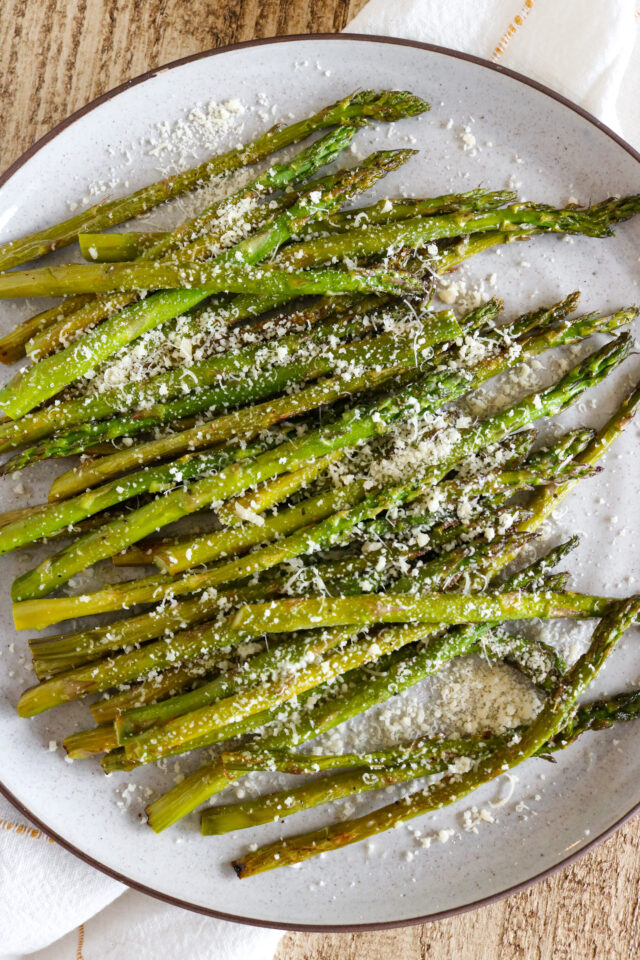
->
<box><xmin>0</xmin><ymin>35</ymin><xmax>639</xmax><ymax>930</ymax></box>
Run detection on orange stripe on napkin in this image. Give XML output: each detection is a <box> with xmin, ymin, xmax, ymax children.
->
<box><xmin>76</xmin><ymin>923</ymin><xmax>85</xmax><ymax>960</ymax></box>
<box><xmin>0</xmin><ymin>817</ymin><xmax>54</xmax><ymax>842</ymax></box>
<box><xmin>493</xmin><ymin>0</ymin><xmax>536</xmax><ymax>60</ymax></box>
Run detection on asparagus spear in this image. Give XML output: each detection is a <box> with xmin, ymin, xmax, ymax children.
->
<box><xmin>63</xmin><ymin>725</ymin><xmax>121</xmax><ymax>760</ymax></box>
<box><xmin>230</xmin><ymin>596</ymin><xmax>640</xmax><ymax>876</ymax></box>
<box><xmin>153</xmin><ymin>462</ymin><xmax>590</xmax><ymax>577</ymax></box>
<box><xmin>0</xmin><ymin>436</ymin><xmax>278</xmax><ymax>555</ymax></box>
<box><xmin>13</xmin><ymin>334</ymin><xmax>629</xmax><ymax>623</ymax></box>
<box><xmin>273</xmin><ymin>195</ymin><xmax>640</xmax><ymax>269</ymax></box>
<box><xmin>25</xmin><ymin>122</ymin><xmax>360</xmax><ymax>360</ymax></box>
<box><xmin>111</xmin><ymin>535</ymin><xmax>523</xmax><ymax>743</ymax></box>
<box><xmin>32</xmin><ymin>540</ymin><xmax>426</xmax><ymax>679</ymax></box>
<box><xmin>9</xmin><ymin>362</ymin><xmax>468</xmax><ymax>601</ymax></box>
<box><xmin>79</xmin><ymin>232</ymin><xmax>161</xmax><ymax>262</ymax></box>
<box><xmin>202</xmin><ymin>682</ymin><xmax>640</xmax><ymax>835</ymax></box>
<box><xmin>77</xmin><ymin>189</ymin><xmax>517</xmax><ymax>262</ymax></box>
<box><xmin>106</xmin><ymin>330</ymin><xmax>633</xmax><ymax>610</ymax></box>
<box><xmin>81</xmin><ymin>195</ymin><xmax>640</xmax><ymax>292</ymax></box>
<box><xmin>0</xmin><ymin>298</ymin><xmax>95</xmax><ymax>366</ymax></box>
<box><xmin>30</xmin><ymin>583</ymin><xmax>278</xmax><ymax>680</ymax></box>
<box><xmin>292</xmin><ymin>189</ymin><xmax>517</xmax><ymax>239</ymax></box>
<box><xmin>230</xmin><ymin>588</ymin><xmax>614</xmax><ymax>636</ymax></box>
<box><xmin>129</xmin><ymin>434</ymin><xmax>587</xmax><ymax>772</ymax></box>
<box><xmin>0</xmin><ymin>258</ymin><xmax>428</xmax><ymax>300</ymax></box>
<box><xmin>30</xmin><ymin>460</ymin><xmax>554</xmax><ymax>676</ymax></box>
<box><xmin>0</xmin><ymin>90</ymin><xmax>427</xmax><ymax>273</ymax></box>
<box><xmin>11</xmin><ymin>196</ymin><xmax>640</xmax><ymax>302</ymax></box>
<box><xmin>139</xmin><ymin>543</ymin><xmax>583</xmax><ymax>825</ymax></box>
<box><xmin>151</xmin><ymin>230</ymin><xmax>512</xmax><ymax>350</ymax></box>
<box><xmin>143</xmin><ymin>400</ymin><xmax>639</xmax><ymax>829</ymax></box>
<box><xmin>108</xmin><ymin>427</ymin><xmax>536</xmax><ymax>565</ymax></box>
<box><xmin>1</xmin><ymin>314</ymin><xmax>452</xmax><ymax>545</ymax></box>
<box><xmin>102</xmin><ymin>427</ymin><xmax>563</xmax><ymax>576</ymax></box>
<box><xmin>131</xmin><ymin>541</ymin><xmax>569</xmax><ymax>772</ymax></box>
<box><xmin>121</xmin><ymin>577</ymin><xmax>580</xmax><ymax>767</ymax></box>
<box><xmin>45</xmin><ymin>297</ymin><xmax>632</xmax><ymax>501</ymax></box>
<box><xmin>11</xmin><ymin>512</ymin><xmax>527</xmax><ymax>717</ymax></box>
<box><xmin>0</xmin><ymin>293</ymin><xmax>390</xmax><ymax>456</ymax></box>
<box><xmin>0</xmin><ymin>112</ymin><xmax>361</xmax><ymax>364</ymax></box>
<box><xmin>0</xmin><ymin>149</ymin><xmax>411</xmax><ymax>420</ymax></box>
<box><xmin>0</xmin><ymin>276</ymin><xmax>495</xmax><ymax>463</ymax></box>
<box><xmin>114</xmin><ymin>624</ymin><xmax>359</xmax><ymax>744</ymax></box>
<box><xmin>4</xmin><ymin>311</ymin><xmax>457</xmax><ymax>475</ymax></box>
<box><xmin>51</xmin><ymin>540</ymin><xmax>583</xmax><ymax>763</ymax></box>
<box><xmin>547</xmin><ymin>688</ymin><xmax>640</xmax><ymax>748</ymax></box>
<box><xmin>487</xmin><ymin>381</ymin><xmax>640</xmax><ymax>581</ymax></box>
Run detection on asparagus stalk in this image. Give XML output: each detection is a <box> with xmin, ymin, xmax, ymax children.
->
<box><xmin>162</xmin><ymin>231</ymin><xmax>511</xmax><ymax>348</ymax></box>
<box><xmin>143</xmin><ymin>402</ymin><xmax>639</xmax><ymax>830</ymax></box>
<box><xmin>0</xmin><ymin>436</ymin><xmax>279</xmax><ymax>555</ymax></box>
<box><xmin>4</xmin><ymin>311</ymin><xmax>457</xmax><ymax>475</ymax></box>
<box><xmin>0</xmin><ymin>280</ymin><xmax>494</xmax><ymax>461</ymax></box>
<box><xmin>229</xmin><ymin>589</ymin><xmax>613</xmax><ymax>636</ymax></box>
<box><xmin>77</xmin><ymin>189</ymin><xmax>517</xmax><ymax>262</ymax></box>
<box><xmin>63</xmin><ymin>725</ymin><xmax>121</xmax><ymax>760</ymax></box>
<box><xmin>114</xmin><ymin>625</ymin><xmax>359</xmax><ymax>744</ymax></box>
<box><xmin>547</xmin><ymin>688</ymin><xmax>640</xmax><ymax>749</ymax></box>
<box><xmin>1</xmin><ymin>313</ymin><xmax>454</xmax><ymax>548</ymax></box>
<box><xmin>293</xmin><ymin>189</ymin><xmax>517</xmax><ymax>239</ymax></box>
<box><xmin>8</xmin><ymin>366</ymin><xmax>464</xmax><ymax>602</ymax></box>
<box><xmin>0</xmin><ymin>90</ymin><xmax>427</xmax><ymax>272</ymax></box>
<box><xmin>13</xmin><ymin>334</ymin><xmax>629</xmax><ymax>623</ymax></box>
<box><xmin>0</xmin><ymin>107</ymin><xmax>365</xmax><ymax>364</ymax></box>
<box><xmin>0</xmin><ymin>148</ymin><xmax>411</xmax><ymax>420</ymax></box>
<box><xmin>30</xmin><ymin>460</ymin><xmax>552</xmax><ymax>675</ymax></box>
<box><xmin>0</xmin><ymin>258</ymin><xmax>428</xmax><ymax>300</ymax></box>
<box><xmin>0</xmin><ymin>298</ymin><xmax>93</xmax><ymax>366</ymax></box>
<box><xmin>86</xmin><ymin>195</ymin><xmax>640</xmax><ymax>285</ymax></box>
<box><xmin>30</xmin><ymin>582</ymin><xmax>279</xmax><ymax>679</ymax></box>
<box><xmin>131</xmin><ymin>437</ymin><xmax>592</xmax><ymax>782</ymax></box>
<box><xmin>44</xmin><ymin>297</ymin><xmax>631</xmax><ymax>503</ymax></box>
<box><xmin>92</xmin><ymin>661</ymin><xmax>222</xmax><ymax>725</ymax></box>
<box><xmin>25</xmin><ymin>122</ymin><xmax>359</xmax><ymax>361</ymax></box>
<box><xmin>230</xmin><ymin>596</ymin><xmax>640</xmax><ymax>876</ymax></box>
<box><xmin>27</xmin><ymin>457</ymin><xmax>342</xmax><ymax>673</ymax></box>
<box><xmin>486</xmin><ymin>380</ymin><xmax>640</xmax><ymax>580</ymax></box>
<box><xmin>11</xmin><ymin>517</ymin><xmax>525</xmax><ymax>718</ymax></box>
<box><xmin>153</xmin><ymin>462</ymin><xmax>590</xmax><ymax>577</ymax></box>
<box><xmin>111</xmin><ymin>535</ymin><xmax>521</xmax><ymax>743</ymax></box>
<box><xmin>112</xmin><ymin>331</ymin><xmax>631</xmax><ymax>614</ymax></box>
<box><xmin>56</xmin><ymin>540</ymin><xmax>576</xmax><ymax>763</ymax></box>
<box><xmin>109</xmin><ymin>431</ymin><xmax>534</xmax><ymax>566</ymax></box>
<box><xmin>138</xmin><ymin>541</ymin><xmax>588</xmax><ymax>823</ymax></box>
<box><xmin>33</xmin><ymin>540</ymin><xmax>425</xmax><ymax>679</ymax></box>
<box><xmin>0</xmin><ymin>293</ymin><xmax>389</xmax><ymax>456</ymax></box>
<box><xmin>273</xmin><ymin>195</ymin><xmax>640</xmax><ymax>269</ymax></box>
<box><xmin>79</xmin><ymin>232</ymin><xmax>160</xmax><ymax>262</ymax></box>
<box><xmin>122</xmin><ymin>578</ymin><xmax>585</xmax><ymax>767</ymax></box>
<box><xmin>204</xmin><ymin>760</ymin><xmax>461</xmax><ymax>835</ymax></box>
<box><xmin>202</xmin><ymin>682</ymin><xmax>640</xmax><ymax>835</ymax></box>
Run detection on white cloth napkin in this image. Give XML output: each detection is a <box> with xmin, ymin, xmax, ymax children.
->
<box><xmin>3</xmin><ymin>2</ymin><xmax>639</xmax><ymax>957</ymax></box>
<box><xmin>0</xmin><ymin>796</ymin><xmax>281</xmax><ymax>960</ymax></box>
<box><xmin>349</xmin><ymin>0</ymin><xmax>640</xmax><ymax>149</ymax></box>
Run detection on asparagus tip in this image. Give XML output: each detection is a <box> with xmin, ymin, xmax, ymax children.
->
<box><xmin>354</xmin><ymin>89</ymin><xmax>430</xmax><ymax>121</ymax></box>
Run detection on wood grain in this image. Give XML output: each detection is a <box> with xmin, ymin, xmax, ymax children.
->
<box><xmin>0</xmin><ymin>3</ymin><xmax>638</xmax><ymax>958</ymax></box>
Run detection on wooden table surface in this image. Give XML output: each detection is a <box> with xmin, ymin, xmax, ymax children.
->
<box><xmin>1</xmin><ymin>2</ymin><xmax>639</xmax><ymax>957</ymax></box>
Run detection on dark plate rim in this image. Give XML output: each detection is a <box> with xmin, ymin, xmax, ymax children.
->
<box><xmin>1</xmin><ymin>31</ymin><xmax>639</xmax><ymax>934</ymax></box>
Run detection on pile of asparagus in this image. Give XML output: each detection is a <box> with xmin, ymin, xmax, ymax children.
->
<box><xmin>0</xmin><ymin>90</ymin><xmax>639</xmax><ymax>877</ymax></box>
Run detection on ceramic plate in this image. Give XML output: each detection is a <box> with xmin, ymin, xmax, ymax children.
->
<box><xmin>0</xmin><ymin>35</ymin><xmax>639</xmax><ymax>930</ymax></box>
